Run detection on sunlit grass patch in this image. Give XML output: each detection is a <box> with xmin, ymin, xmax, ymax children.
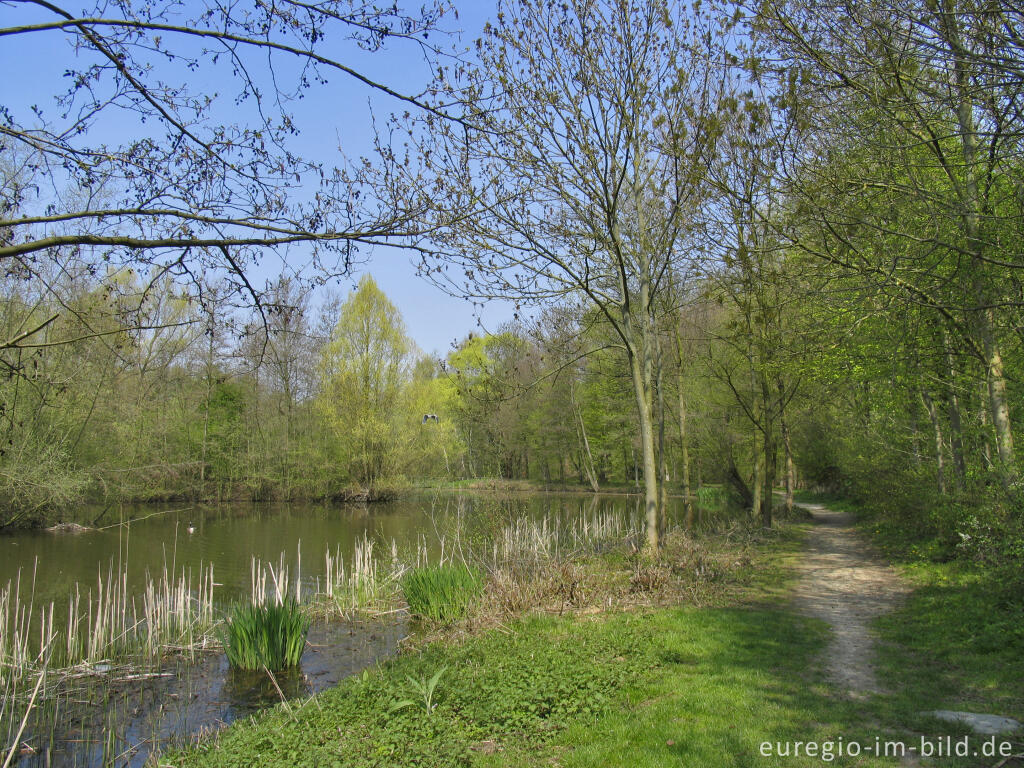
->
<box><xmin>401</xmin><ymin>563</ymin><xmax>484</xmax><ymax>623</ymax></box>
<box><xmin>170</xmin><ymin>607</ymin><xmax>922</xmax><ymax>768</ymax></box>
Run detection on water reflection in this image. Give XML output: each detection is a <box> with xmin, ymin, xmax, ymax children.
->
<box><xmin>16</xmin><ymin>618</ymin><xmax>406</xmax><ymax>768</ymax></box>
<box><xmin>0</xmin><ymin>492</ymin><xmax>658</xmax><ymax>607</ymax></box>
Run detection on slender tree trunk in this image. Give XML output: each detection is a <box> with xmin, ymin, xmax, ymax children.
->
<box><xmin>571</xmin><ymin>387</ymin><xmax>600</xmax><ymax>493</ymax></box>
<box><xmin>979</xmin><ymin>382</ymin><xmax>994</xmax><ymax>471</ymax></box>
<box><xmin>762</xmin><ymin>431</ymin><xmax>776</xmax><ymax>528</ymax></box>
<box><xmin>751</xmin><ymin>444</ymin><xmax>762</xmax><ymax>522</ymax></box>
<box><xmin>656</xmin><ymin>335</ymin><xmax>669</xmax><ymax>542</ymax></box>
<box><xmin>944</xmin><ymin>345</ymin><xmax>967</xmax><ymax>490</ymax></box>
<box><xmin>921</xmin><ymin>389</ymin><xmax>947</xmax><ymax>495</ymax></box>
<box><xmin>980</xmin><ymin>320</ymin><xmax>1016</xmax><ymax>488</ymax></box>
<box><xmin>760</xmin><ymin>377</ymin><xmax>775</xmax><ymax>528</ymax></box>
<box><xmin>780</xmin><ymin>414</ymin><xmax>794</xmax><ymax>516</ymax></box>
<box><xmin>674</xmin><ymin>328</ymin><xmax>693</xmax><ymax>526</ymax></box>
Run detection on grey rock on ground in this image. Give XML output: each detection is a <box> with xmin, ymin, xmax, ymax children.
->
<box><xmin>925</xmin><ymin>710</ymin><xmax>1023</xmax><ymax>735</ymax></box>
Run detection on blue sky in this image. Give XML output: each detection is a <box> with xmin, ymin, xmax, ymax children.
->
<box><xmin>0</xmin><ymin>1</ymin><xmax>511</xmax><ymax>358</ymax></box>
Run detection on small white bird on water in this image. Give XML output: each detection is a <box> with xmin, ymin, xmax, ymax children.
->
<box><xmin>187</xmin><ymin>522</ymin><xmax>195</xmax><ymax>534</ymax></box>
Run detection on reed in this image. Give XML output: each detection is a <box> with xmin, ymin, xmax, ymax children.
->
<box><xmin>0</xmin><ymin>558</ymin><xmax>218</xmax><ymax>690</ymax></box>
<box><xmin>221</xmin><ymin>599</ymin><xmax>309</xmax><ymax>671</ymax></box>
<box><xmin>487</xmin><ymin>511</ymin><xmax>640</xmax><ymax>570</ymax></box>
<box><xmin>319</xmin><ymin>534</ymin><xmax>406</xmax><ymax>616</ymax></box>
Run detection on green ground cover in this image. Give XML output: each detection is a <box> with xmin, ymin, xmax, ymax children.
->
<box><xmin>169</xmin><ymin>508</ymin><xmax>1023</xmax><ymax>768</ymax></box>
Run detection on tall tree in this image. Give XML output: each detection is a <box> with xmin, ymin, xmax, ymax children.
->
<box><xmin>318</xmin><ymin>275</ymin><xmax>412</xmax><ymax>489</ymax></box>
<box><xmin>401</xmin><ymin>0</ymin><xmax>733</xmax><ymax>551</ymax></box>
<box><xmin>754</xmin><ymin>0</ymin><xmax>1024</xmax><ymax>491</ymax></box>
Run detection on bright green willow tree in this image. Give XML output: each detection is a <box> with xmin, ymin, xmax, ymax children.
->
<box><xmin>318</xmin><ymin>276</ymin><xmax>412</xmax><ymax>490</ymax></box>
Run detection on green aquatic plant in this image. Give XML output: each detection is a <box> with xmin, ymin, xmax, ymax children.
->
<box><xmin>400</xmin><ymin>564</ymin><xmax>483</xmax><ymax>623</ymax></box>
<box><xmin>222</xmin><ymin>599</ymin><xmax>309</xmax><ymax>671</ymax></box>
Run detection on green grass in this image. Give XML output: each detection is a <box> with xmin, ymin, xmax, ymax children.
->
<box><xmin>401</xmin><ymin>564</ymin><xmax>484</xmax><ymax>623</ymax></box>
<box><xmin>222</xmin><ymin>599</ymin><xmax>310</xmax><ymax>671</ymax></box>
<box><xmin>172</xmin><ymin>606</ymin><xmax>953</xmax><ymax>768</ymax></box>
<box><xmin>169</xmin><ymin>504</ymin><xmax>1023</xmax><ymax>768</ymax></box>
<box><xmin>874</xmin><ymin>561</ymin><xmax>1024</xmax><ymax>725</ymax></box>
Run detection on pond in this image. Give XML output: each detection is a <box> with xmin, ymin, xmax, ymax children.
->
<box><xmin>0</xmin><ymin>490</ymin><xmax>701</xmax><ymax>767</ymax></box>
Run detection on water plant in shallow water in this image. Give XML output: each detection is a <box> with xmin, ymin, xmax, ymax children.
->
<box><xmin>400</xmin><ymin>564</ymin><xmax>483</xmax><ymax>623</ymax></box>
<box><xmin>221</xmin><ymin>599</ymin><xmax>309</xmax><ymax>671</ymax></box>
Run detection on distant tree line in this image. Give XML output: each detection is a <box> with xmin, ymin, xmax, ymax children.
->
<box><xmin>2</xmin><ymin>0</ymin><xmax>1022</xmax><ymax>563</ymax></box>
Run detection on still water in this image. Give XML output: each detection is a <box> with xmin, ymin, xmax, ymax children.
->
<box><xmin>1</xmin><ymin>491</ymin><xmax>657</xmax><ymax>606</ymax></box>
<box><xmin>0</xmin><ymin>491</ymin><xmax>686</xmax><ymax>767</ymax></box>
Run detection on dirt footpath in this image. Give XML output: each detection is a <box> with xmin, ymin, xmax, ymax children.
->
<box><xmin>792</xmin><ymin>503</ymin><xmax>908</xmax><ymax>697</ymax></box>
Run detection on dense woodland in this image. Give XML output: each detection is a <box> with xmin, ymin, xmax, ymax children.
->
<box><xmin>1</xmin><ymin>0</ymin><xmax>1022</xmax><ymax>562</ymax></box>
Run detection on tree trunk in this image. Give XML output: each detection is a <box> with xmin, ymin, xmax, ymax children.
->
<box><xmin>760</xmin><ymin>377</ymin><xmax>775</xmax><ymax>528</ymax></box>
<box><xmin>751</xmin><ymin>445</ymin><xmax>762</xmax><ymax>522</ymax></box>
<box><xmin>727</xmin><ymin>455</ymin><xmax>753</xmax><ymax>510</ymax></box>
<box><xmin>945</xmin><ymin>14</ymin><xmax>1017</xmax><ymax>490</ymax></box>
<box><xmin>762</xmin><ymin>431</ymin><xmax>776</xmax><ymax>528</ymax></box>
<box><xmin>571</xmin><ymin>389</ymin><xmax>600</xmax><ymax>493</ymax></box>
<box><xmin>944</xmin><ymin>342</ymin><xmax>967</xmax><ymax>490</ymax></box>
<box><xmin>674</xmin><ymin>328</ymin><xmax>694</xmax><ymax>526</ymax></box>
<box><xmin>921</xmin><ymin>389</ymin><xmax>947</xmax><ymax>496</ymax></box>
<box><xmin>780</xmin><ymin>413</ymin><xmax>794</xmax><ymax>515</ymax></box>
<box><xmin>656</xmin><ymin>334</ymin><xmax>669</xmax><ymax>542</ymax></box>
<box><xmin>980</xmin><ymin>318</ymin><xmax>1016</xmax><ymax>489</ymax></box>
<box><xmin>910</xmin><ymin>403</ymin><xmax>923</xmax><ymax>465</ymax></box>
<box><xmin>629</xmin><ymin>348</ymin><xmax>661</xmax><ymax>553</ymax></box>
<box><xmin>979</xmin><ymin>382</ymin><xmax>994</xmax><ymax>471</ymax></box>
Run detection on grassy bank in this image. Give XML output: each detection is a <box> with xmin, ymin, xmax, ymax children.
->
<box><xmin>175</xmin><ymin>607</ymin><xmax>887</xmax><ymax>768</ymax></box>
<box><xmin>165</xmin><ymin>499</ymin><xmax>1024</xmax><ymax>768</ymax></box>
<box><xmin>169</xmin><ymin>522</ymin><xmax>830</xmax><ymax>768</ymax></box>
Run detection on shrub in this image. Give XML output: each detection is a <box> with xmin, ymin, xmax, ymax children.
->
<box><xmin>401</xmin><ymin>564</ymin><xmax>484</xmax><ymax>623</ymax></box>
<box><xmin>696</xmin><ymin>486</ymin><xmax>725</xmax><ymax>511</ymax></box>
<box><xmin>222</xmin><ymin>599</ymin><xmax>309</xmax><ymax>671</ymax></box>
